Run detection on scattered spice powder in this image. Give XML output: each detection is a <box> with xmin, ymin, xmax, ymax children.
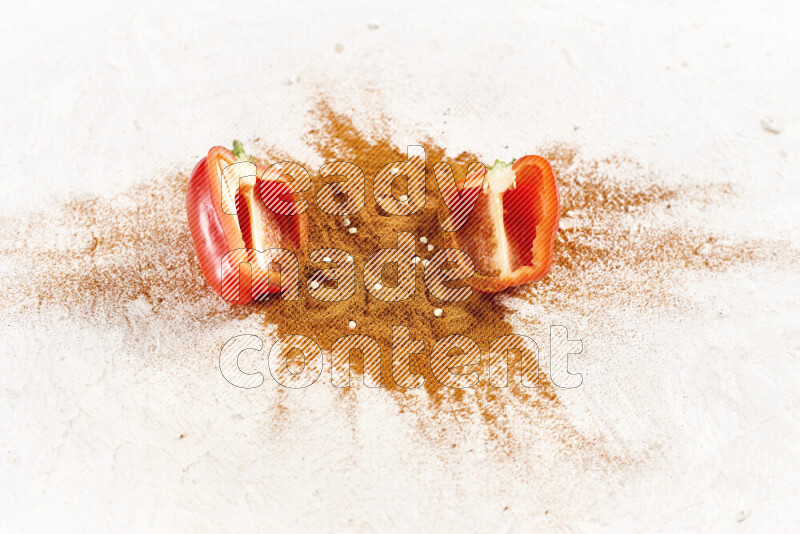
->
<box><xmin>0</xmin><ymin>100</ymin><xmax>794</xmax><ymax>453</ymax></box>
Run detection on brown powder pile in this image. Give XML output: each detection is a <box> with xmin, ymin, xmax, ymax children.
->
<box><xmin>252</xmin><ymin>102</ymin><xmax>546</xmax><ymax>407</ymax></box>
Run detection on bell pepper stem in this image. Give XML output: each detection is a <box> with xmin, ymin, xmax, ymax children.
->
<box><xmin>232</xmin><ymin>139</ymin><xmax>251</xmax><ymax>162</ymax></box>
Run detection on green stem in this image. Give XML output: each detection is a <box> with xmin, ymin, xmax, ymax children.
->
<box><xmin>489</xmin><ymin>158</ymin><xmax>516</xmax><ymax>172</ymax></box>
<box><xmin>232</xmin><ymin>139</ymin><xmax>248</xmax><ymax>161</ymax></box>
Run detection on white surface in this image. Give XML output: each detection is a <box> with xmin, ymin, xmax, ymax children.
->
<box><xmin>2</xmin><ymin>0</ymin><xmax>800</xmax><ymax>532</ymax></box>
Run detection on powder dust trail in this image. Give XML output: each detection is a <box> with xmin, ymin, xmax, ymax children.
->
<box><xmin>0</xmin><ymin>100</ymin><xmax>792</xmax><ymax>462</ymax></box>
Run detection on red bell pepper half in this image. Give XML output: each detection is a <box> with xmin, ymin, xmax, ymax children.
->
<box><xmin>186</xmin><ymin>141</ymin><xmax>306</xmax><ymax>304</ymax></box>
<box><xmin>441</xmin><ymin>156</ymin><xmax>560</xmax><ymax>292</ymax></box>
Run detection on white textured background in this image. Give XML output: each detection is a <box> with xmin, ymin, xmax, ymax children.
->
<box><xmin>2</xmin><ymin>0</ymin><xmax>800</xmax><ymax>532</ymax></box>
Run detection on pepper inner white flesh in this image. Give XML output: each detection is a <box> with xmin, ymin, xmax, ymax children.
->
<box><xmin>219</xmin><ymin>160</ymin><xmax>277</xmax><ymax>272</ymax></box>
<box><xmin>484</xmin><ymin>161</ymin><xmax>517</xmax><ymax>277</ymax></box>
